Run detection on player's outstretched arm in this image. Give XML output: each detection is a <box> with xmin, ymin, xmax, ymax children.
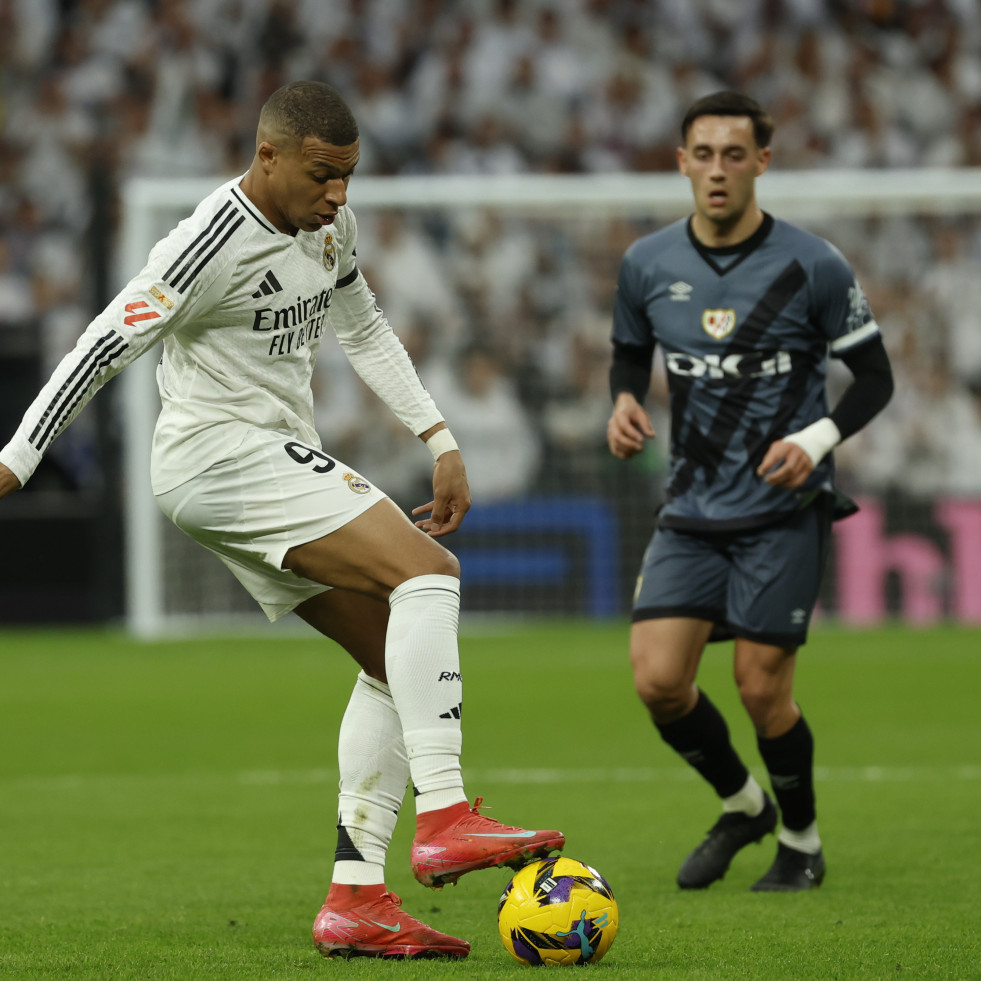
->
<box><xmin>607</xmin><ymin>392</ymin><xmax>656</xmax><ymax>460</ymax></box>
<box><xmin>0</xmin><ymin>463</ymin><xmax>22</xmax><ymax>500</ymax></box>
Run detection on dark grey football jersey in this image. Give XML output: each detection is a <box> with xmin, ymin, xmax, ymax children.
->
<box><xmin>613</xmin><ymin>214</ymin><xmax>879</xmax><ymax>531</ymax></box>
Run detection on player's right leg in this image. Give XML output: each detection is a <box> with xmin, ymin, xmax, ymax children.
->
<box><xmin>295</xmin><ymin>589</ymin><xmax>469</xmax><ymax>958</ymax></box>
<box><xmin>630</xmin><ymin>616</ymin><xmax>777</xmax><ymax>889</ymax></box>
<box><xmin>285</xmin><ymin>502</ymin><xmax>565</xmax><ymax>889</ymax></box>
<box><xmin>630</xmin><ymin>528</ymin><xmax>774</xmax><ymax>889</ymax></box>
<box><xmin>727</xmin><ymin>501</ymin><xmax>834</xmax><ymax>892</ymax></box>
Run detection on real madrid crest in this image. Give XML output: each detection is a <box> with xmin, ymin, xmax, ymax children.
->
<box><xmin>702</xmin><ymin>308</ymin><xmax>737</xmax><ymax>340</ymax></box>
<box><xmin>343</xmin><ymin>472</ymin><xmax>371</xmax><ymax>494</ymax></box>
<box><xmin>323</xmin><ymin>232</ymin><xmax>336</xmax><ymax>271</ymax></box>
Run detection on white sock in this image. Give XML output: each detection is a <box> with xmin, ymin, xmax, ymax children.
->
<box><xmin>332</xmin><ymin>672</ymin><xmax>407</xmax><ymax>883</ymax></box>
<box><xmin>331</xmin><ymin>860</ymin><xmax>385</xmax><ymax>886</ymax></box>
<box><xmin>386</xmin><ymin>574</ymin><xmax>467</xmax><ymax>813</ymax></box>
<box><xmin>722</xmin><ymin>774</ymin><xmax>766</xmax><ymax>816</ymax></box>
<box><xmin>779</xmin><ymin>821</ymin><xmax>822</xmax><ymax>854</ymax></box>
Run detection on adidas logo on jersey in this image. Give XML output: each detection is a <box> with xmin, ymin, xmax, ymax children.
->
<box><xmin>251</xmin><ymin>270</ymin><xmax>284</xmax><ymax>298</ymax></box>
<box><xmin>670</xmin><ymin>281</ymin><xmax>693</xmax><ymax>301</ymax></box>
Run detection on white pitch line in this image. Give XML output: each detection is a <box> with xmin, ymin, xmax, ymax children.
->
<box><xmin>2</xmin><ymin>765</ymin><xmax>978</xmax><ymax>792</ymax></box>
<box><xmin>238</xmin><ymin>764</ymin><xmax>981</xmax><ymax>787</ymax></box>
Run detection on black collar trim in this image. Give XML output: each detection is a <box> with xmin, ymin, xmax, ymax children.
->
<box><xmin>687</xmin><ymin>212</ymin><xmax>774</xmax><ymax>275</ymax></box>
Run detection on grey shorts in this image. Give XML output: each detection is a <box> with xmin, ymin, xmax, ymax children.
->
<box><xmin>156</xmin><ymin>428</ymin><xmax>388</xmax><ymax>621</ymax></box>
<box><xmin>632</xmin><ymin>501</ymin><xmax>833</xmax><ymax>647</ymax></box>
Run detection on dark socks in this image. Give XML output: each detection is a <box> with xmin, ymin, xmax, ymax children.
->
<box><xmin>757</xmin><ymin>713</ymin><xmax>816</xmax><ymax>831</ymax></box>
<box><xmin>655</xmin><ymin>690</ymin><xmax>749</xmax><ymax>798</ymax></box>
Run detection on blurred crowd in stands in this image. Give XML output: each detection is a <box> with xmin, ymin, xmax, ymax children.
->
<box><xmin>3</xmin><ymin>0</ymin><xmax>981</xmax><ymax>507</ymax></box>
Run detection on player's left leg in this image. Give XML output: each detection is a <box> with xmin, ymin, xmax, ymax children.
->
<box><xmin>630</xmin><ymin>526</ymin><xmax>777</xmax><ymax>888</ymax></box>
<box><xmin>296</xmin><ymin>589</ymin><xmax>469</xmax><ymax>958</ymax></box>
<box><xmin>286</xmin><ymin>500</ymin><xmax>565</xmax><ymax>890</ymax></box>
<box><xmin>728</xmin><ymin>501</ymin><xmax>833</xmax><ymax>891</ymax></box>
<box><xmin>733</xmin><ymin>639</ymin><xmax>825</xmax><ymax>890</ymax></box>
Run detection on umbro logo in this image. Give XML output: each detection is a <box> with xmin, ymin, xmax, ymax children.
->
<box><xmin>670</xmin><ymin>281</ymin><xmax>693</xmax><ymax>301</ymax></box>
<box><xmin>251</xmin><ymin>270</ymin><xmax>283</xmax><ymax>298</ymax></box>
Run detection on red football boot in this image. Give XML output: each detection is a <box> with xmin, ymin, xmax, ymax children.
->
<box><xmin>411</xmin><ymin>796</ymin><xmax>566</xmax><ymax>888</ymax></box>
<box><xmin>313</xmin><ymin>883</ymin><xmax>469</xmax><ymax>959</ymax></box>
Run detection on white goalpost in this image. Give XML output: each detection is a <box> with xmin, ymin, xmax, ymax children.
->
<box><xmin>118</xmin><ymin>168</ymin><xmax>981</xmax><ymax>637</ymax></box>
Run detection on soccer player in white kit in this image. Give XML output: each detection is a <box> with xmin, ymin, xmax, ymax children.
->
<box><xmin>0</xmin><ymin>81</ymin><xmax>564</xmax><ymax>959</ymax></box>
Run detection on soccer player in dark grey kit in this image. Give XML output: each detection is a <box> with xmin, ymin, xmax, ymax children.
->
<box><xmin>606</xmin><ymin>92</ymin><xmax>893</xmax><ymax>891</ymax></box>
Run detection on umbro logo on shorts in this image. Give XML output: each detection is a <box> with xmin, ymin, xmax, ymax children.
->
<box><xmin>251</xmin><ymin>270</ymin><xmax>284</xmax><ymax>298</ymax></box>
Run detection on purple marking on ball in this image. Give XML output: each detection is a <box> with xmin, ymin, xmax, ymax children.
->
<box><xmin>547</xmin><ymin>876</ymin><xmax>575</xmax><ymax>903</ymax></box>
<box><xmin>512</xmin><ymin>932</ymin><xmax>542</xmax><ymax>965</ymax></box>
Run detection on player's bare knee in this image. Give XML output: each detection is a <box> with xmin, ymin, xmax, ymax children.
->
<box><xmin>390</xmin><ymin>545</ymin><xmax>460</xmax><ymax>589</ymax></box>
<box><xmin>432</xmin><ymin>547</ymin><xmax>460</xmax><ymax>579</ymax></box>
<box><xmin>737</xmin><ymin>682</ymin><xmax>781</xmax><ymax>730</ymax></box>
<box><xmin>418</xmin><ymin>541</ymin><xmax>460</xmax><ymax>580</ymax></box>
<box><xmin>632</xmin><ymin>671</ymin><xmax>691</xmax><ymax>720</ymax></box>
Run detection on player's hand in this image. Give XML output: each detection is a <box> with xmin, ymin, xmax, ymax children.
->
<box><xmin>0</xmin><ymin>463</ymin><xmax>22</xmax><ymax>500</ymax></box>
<box><xmin>756</xmin><ymin>438</ymin><xmax>815</xmax><ymax>489</ymax></box>
<box><xmin>412</xmin><ymin>450</ymin><xmax>471</xmax><ymax>537</ymax></box>
<box><xmin>607</xmin><ymin>393</ymin><xmax>656</xmax><ymax>459</ymax></box>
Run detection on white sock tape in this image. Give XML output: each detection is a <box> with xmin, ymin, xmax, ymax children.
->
<box><xmin>783</xmin><ymin>417</ymin><xmax>841</xmax><ymax>466</ymax></box>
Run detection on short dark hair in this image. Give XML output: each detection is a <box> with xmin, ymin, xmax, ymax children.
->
<box><xmin>681</xmin><ymin>91</ymin><xmax>773</xmax><ymax>148</ymax></box>
<box><xmin>260</xmin><ymin>81</ymin><xmax>359</xmax><ymax>147</ymax></box>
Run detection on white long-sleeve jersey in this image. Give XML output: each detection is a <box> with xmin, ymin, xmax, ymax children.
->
<box><xmin>0</xmin><ymin>177</ymin><xmax>443</xmax><ymax>494</ymax></box>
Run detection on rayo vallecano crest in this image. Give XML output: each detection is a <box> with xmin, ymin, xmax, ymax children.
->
<box><xmin>323</xmin><ymin>232</ymin><xmax>336</xmax><ymax>271</ymax></box>
<box><xmin>702</xmin><ymin>308</ymin><xmax>737</xmax><ymax>339</ymax></box>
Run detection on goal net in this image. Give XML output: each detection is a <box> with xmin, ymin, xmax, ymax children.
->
<box><xmin>118</xmin><ymin>169</ymin><xmax>981</xmax><ymax>637</ymax></box>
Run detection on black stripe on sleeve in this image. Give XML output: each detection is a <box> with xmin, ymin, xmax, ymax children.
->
<box><xmin>610</xmin><ymin>339</ymin><xmax>655</xmax><ymax>402</ymax></box>
<box><xmin>163</xmin><ymin>201</ymin><xmax>233</xmax><ymax>283</ymax></box>
<box><xmin>174</xmin><ymin>214</ymin><xmax>245</xmax><ymax>294</ymax></box>
<box><xmin>30</xmin><ymin>332</ymin><xmax>129</xmax><ymax>451</ymax></box>
<box><xmin>335</xmin><ymin>267</ymin><xmax>359</xmax><ymax>289</ymax></box>
<box><xmin>165</xmin><ymin>207</ymin><xmax>244</xmax><ymax>293</ymax></box>
<box><xmin>830</xmin><ymin>335</ymin><xmax>894</xmax><ymax>440</ymax></box>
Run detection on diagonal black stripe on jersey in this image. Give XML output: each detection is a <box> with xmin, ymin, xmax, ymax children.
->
<box><xmin>163</xmin><ymin>201</ymin><xmax>234</xmax><ymax>284</ymax></box>
<box><xmin>735</xmin><ymin>260</ymin><xmax>807</xmax><ymax>346</ymax></box>
<box><xmin>265</xmin><ymin>270</ymin><xmax>283</xmax><ymax>292</ymax></box>
<box><xmin>173</xmin><ymin>214</ymin><xmax>246</xmax><ymax>294</ymax></box>
<box><xmin>668</xmin><ymin>260</ymin><xmax>807</xmax><ymax>498</ymax></box>
<box><xmin>30</xmin><ymin>332</ymin><xmax>129</xmax><ymax>450</ymax></box>
<box><xmin>743</xmin><ymin>355</ymin><xmax>813</xmax><ymax>470</ymax></box>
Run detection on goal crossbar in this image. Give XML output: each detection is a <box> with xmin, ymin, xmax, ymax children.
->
<box><xmin>118</xmin><ymin>168</ymin><xmax>981</xmax><ymax>636</ymax></box>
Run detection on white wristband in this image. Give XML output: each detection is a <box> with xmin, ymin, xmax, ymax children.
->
<box><xmin>782</xmin><ymin>417</ymin><xmax>841</xmax><ymax>466</ymax></box>
<box><xmin>426</xmin><ymin>428</ymin><xmax>459</xmax><ymax>460</ymax></box>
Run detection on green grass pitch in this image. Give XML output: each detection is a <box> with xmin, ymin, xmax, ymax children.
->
<box><xmin>0</xmin><ymin>622</ymin><xmax>978</xmax><ymax>979</ymax></box>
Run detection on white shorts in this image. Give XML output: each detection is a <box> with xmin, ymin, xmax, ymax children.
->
<box><xmin>155</xmin><ymin>428</ymin><xmax>389</xmax><ymax>621</ymax></box>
